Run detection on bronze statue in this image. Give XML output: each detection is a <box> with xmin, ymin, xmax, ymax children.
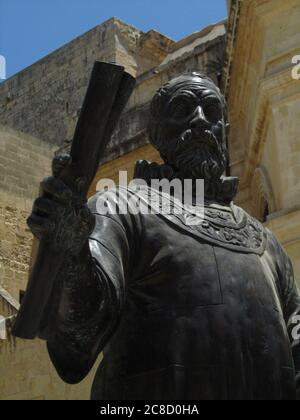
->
<box><xmin>24</xmin><ymin>72</ymin><xmax>300</xmax><ymax>400</ymax></box>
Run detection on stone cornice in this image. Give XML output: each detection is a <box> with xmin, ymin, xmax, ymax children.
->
<box><xmin>222</xmin><ymin>0</ymin><xmax>241</xmax><ymax>96</ymax></box>
<box><xmin>136</xmin><ymin>34</ymin><xmax>226</xmax><ymax>88</ymax></box>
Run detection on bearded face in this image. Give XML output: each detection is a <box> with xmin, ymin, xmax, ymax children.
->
<box><xmin>149</xmin><ymin>74</ymin><xmax>228</xmax><ymax>181</ymax></box>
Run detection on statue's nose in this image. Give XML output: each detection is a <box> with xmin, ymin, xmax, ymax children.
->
<box><xmin>190</xmin><ymin>106</ymin><xmax>210</xmax><ymax>133</ymax></box>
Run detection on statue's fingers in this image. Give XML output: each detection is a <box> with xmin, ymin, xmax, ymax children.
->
<box><xmin>32</xmin><ymin>197</ymin><xmax>57</xmax><ymax>217</ymax></box>
<box><xmin>41</xmin><ymin>176</ymin><xmax>72</xmax><ymax>203</ymax></box>
<box><xmin>27</xmin><ymin>214</ymin><xmax>49</xmax><ymax>239</ymax></box>
<box><xmin>52</xmin><ymin>154</ymin><xmax>71</xmax><ymax>178</ymax></box>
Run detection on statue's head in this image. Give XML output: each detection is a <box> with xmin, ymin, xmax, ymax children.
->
<box><xmin>148</xmin><ymin>72</ymin><xmax>229</xmax><ymax>181</ymax></box>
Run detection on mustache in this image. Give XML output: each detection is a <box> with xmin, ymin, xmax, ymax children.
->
<box><xmin>175</xmin><ymin>129</ymin><xmax>222</xmax><ymax>158</ymax></box>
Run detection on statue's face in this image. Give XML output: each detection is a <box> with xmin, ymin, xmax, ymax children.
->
<box><xmin>150</xmin><ymin>74</ymin><xmax>228</xmax><ymax>180</ymax></box>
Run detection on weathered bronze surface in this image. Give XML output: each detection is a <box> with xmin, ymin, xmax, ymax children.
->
<box><xmin>17</xmin><ymin>72</ymin><xmax>300</xmax><ymax>400</ymax></box>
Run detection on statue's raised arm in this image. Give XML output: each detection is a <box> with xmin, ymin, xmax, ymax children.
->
<box><xmin>12</xmin><ymin>62</ymin><xmax>136</xmax><ymax>340</ymax></box>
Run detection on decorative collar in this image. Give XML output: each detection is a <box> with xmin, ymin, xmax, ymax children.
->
<box><xmin>125</xmin><ymin>182</ymin><xmax>267</xmax><ymax>255</ymax></box>
<box><xmin>133</xmin><ymin>160</ymin><xmax>239</xmax><ymax>205</ymax></box>
<box><xmin>131</xmin><ymin>161</ymin><xmax>266</xmax><ymax>255</ymax></box>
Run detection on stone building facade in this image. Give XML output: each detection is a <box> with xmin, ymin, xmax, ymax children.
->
<box><xmin>223</xmin><ymin>0</ymin><xmax>300</xmax><ymax>284</ymax></box>
<box><xmin>0</xmin><ymin>19</ymin><xmax>226</xmax><ymax>399</ymax></box>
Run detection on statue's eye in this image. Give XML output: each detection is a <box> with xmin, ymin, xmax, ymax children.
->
<box><xmin>169</xmin><ymin>100</ymin><xmax>192</xmax><ymax>120</ymax></box>
<box><xmin>203</xmin><ymin>102</ymin><xmax>221</xmax><ymax>123</ymax></box>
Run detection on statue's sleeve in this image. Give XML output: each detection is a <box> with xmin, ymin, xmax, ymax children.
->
<box><xmin>47</xmin><ymin>189</ymin><xmax>141</xmax><ymax>384</ymax></box>
<box><xmin>276</xmin><ymin>240</ymin><xmax>300</xmax><ymax>391</ymax></box>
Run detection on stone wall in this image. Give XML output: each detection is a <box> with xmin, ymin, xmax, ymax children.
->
<box><xmin>0</xmin><ymin>124</ymin><xmax>55</xmax><ymax>299</ymax></box>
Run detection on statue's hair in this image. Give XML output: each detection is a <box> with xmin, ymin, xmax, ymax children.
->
<box><xmin>148</xmin><ymin>72</ymin><xmax>228</xmax><ymax>150</ymax></box>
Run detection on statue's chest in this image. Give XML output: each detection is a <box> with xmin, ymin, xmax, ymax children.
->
<box><xmin>136</xmin><ymin>215</ymin><xmax>274</xmax><ymax>312</ymax></box>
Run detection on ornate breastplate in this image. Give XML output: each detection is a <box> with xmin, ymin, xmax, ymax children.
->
<box><xmin>128</xmin><ymin>185</ymin><xmax>267</xmax><ymax>255</ymax></box>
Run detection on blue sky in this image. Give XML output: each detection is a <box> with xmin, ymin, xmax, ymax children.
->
<box><xmin>0</xmin><ymin>0</ymin><xmax>227</xmax><ymax>79</ymax></box>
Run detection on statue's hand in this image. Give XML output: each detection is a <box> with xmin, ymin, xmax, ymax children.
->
<box><xmin>27</xmin><ymin>155</ymin><xmax>95</xmax><ymax>255</ymax></box>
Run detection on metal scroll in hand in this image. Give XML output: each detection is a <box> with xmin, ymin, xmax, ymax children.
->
<box><xmin>12</xmin><ymin>62</ymin><xmax>136</xmax><ymax>340</ymax></box>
